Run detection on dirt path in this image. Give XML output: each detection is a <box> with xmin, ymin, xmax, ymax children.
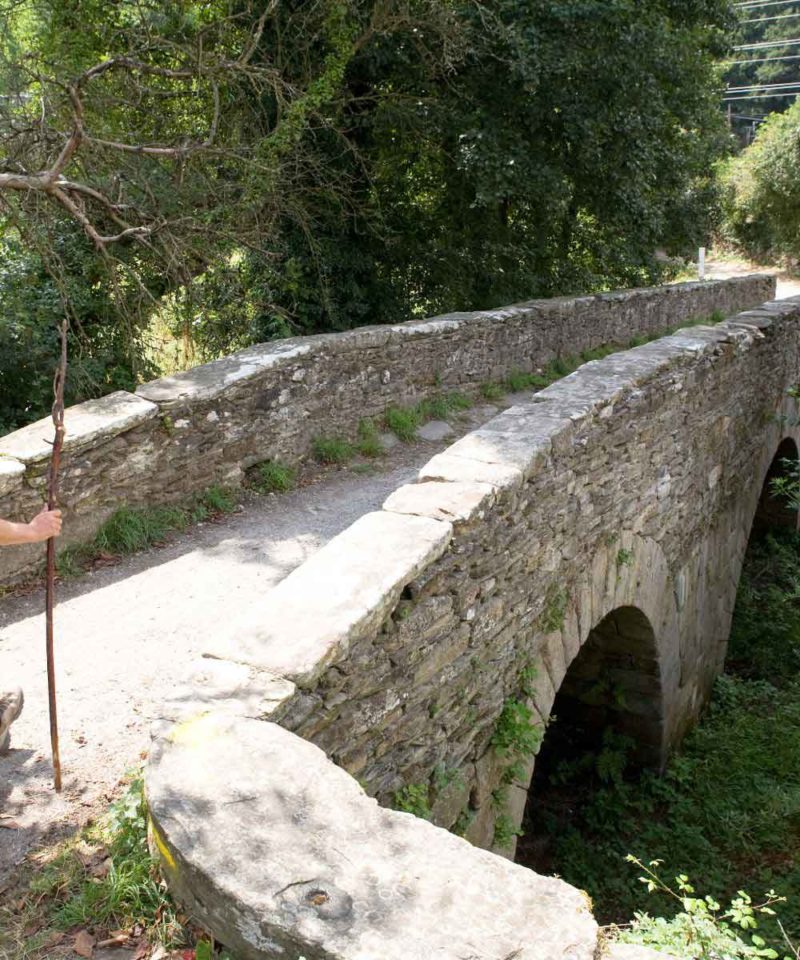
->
<box><xmin>0</xmin><ymin>408</ymin><xmax>511</xmax><ymax>883</ymax></box>
<box><xmin>706</xmin><ymin>256</ymin><xmax>800</xmax><ymax>300</ymax></box>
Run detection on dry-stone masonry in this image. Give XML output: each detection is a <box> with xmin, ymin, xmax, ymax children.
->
<box><xmin>0</xmin><ymin>275</ymin><xmax>773</xmax><ymax>584</ymax></box>
<box><xmin>148</xmin><ymin>290</ymin><xmax>800</xmax><ymax>960</ymax></box>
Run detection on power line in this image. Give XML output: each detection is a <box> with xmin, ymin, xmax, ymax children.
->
<box><xmin>723</xmin><ymin>90</ymin><xmax>800</xmax><ymax>98</ymax></box>
<box><xmin>734</xmin><ymin>36</ymin><xmax>800</xmax><ymax>49</ymax></box>
<box><xmin>727</xmin><ymin>79</ymin><xmax>800</xmax><ymax>90</ymax></box>
<box><xmin>725</xmin><ymin>52</ymin><xmax>800</xmax><ymax>64</ymax></box>
<box><xmin>735</xmin><ymin>0</ymin><xmax>800</xmax><ymax>7</ymax></box>
<box><xmin>740</xmin><ymin>12</ymin><xmax>800</xmax><ymax>21</ymax></box>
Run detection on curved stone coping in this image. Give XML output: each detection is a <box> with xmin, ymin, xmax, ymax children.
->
<box><xmin>147</xmin><ymin>714</ymin><xmax>598</xmax><ymax>960</ymax></box>
<box><xmin>135</xmin><ymin>276</ymin><xmax>773</xmax><ymax>406</ymax></box>
<box><xmin>0</xmin><ymin>391</ymin><xmax>157</xmax><ymax>464</ymax></box>
<box><xmin>199</xmin><ymin>297</ymin><xmax>800</xmax><ymax>693</ymax></box>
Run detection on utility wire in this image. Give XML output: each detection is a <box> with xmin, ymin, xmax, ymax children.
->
<box><xmin>727</xmin><ymin>79</ymin><xmax>800</xmax><ymax>90</ymax></box>
<box><xmin>735</xmin><ymin>0</ymin><xmax>800</xmax><ymax>8</ymax></box>
<box><xmin>725</xmin><ymin>52</ymin><xmax>800</xmax><ymax>64</ymax></box>
<box><xmin>723</xmin><ymin>90</ymin><xmax>800</xmax><ymax>98</ymax></box>
<box><xmin>734</xmin><ymin>36</ymin><xmax>800</xmax><ymax>49</ymax></box>
<box><xmin>740</xmin><ymin>12</ymin><xmax>800</xmax><ymax>22</ymax></box>
<box><xmin>725</xmin><ymin>83</ymin><xmax>800</xmax><ymax>98</ymax></box>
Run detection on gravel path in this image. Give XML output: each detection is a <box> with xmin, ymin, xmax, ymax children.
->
<box><xmin>706</xmin><ymin>257</ymin><xmax>800</xmax><ymax>300</ymax></box>
<box><xmin>0</xmin><ymin>410</ymin><xmax>506</xmax><ymax>883</ymax></box>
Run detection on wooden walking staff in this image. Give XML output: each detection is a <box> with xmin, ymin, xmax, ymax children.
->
<box><xmin>45</xmin><ymin>318</ymin><xmax>68</xmax><ymax>792</ymax></box>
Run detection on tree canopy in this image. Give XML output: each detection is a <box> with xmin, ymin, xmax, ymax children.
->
<box><xmin>0</xmin><ymin>0</ymin><xmax>734</xmax><ymax>432</ymax></box>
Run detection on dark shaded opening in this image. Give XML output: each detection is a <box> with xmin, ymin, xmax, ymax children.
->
<box><xmin>753</xmin><ymin>438</ymin><xmax>799</xmax><ymax>535</ymax></box>
<box><xmin>516</xmin><ymin>606</ymin><xmax>663</xmax><ymax>874</ymax></box>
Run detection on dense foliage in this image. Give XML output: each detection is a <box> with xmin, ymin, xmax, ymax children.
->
<box><xmin>529</xmin><ymin>528</ymin><xmax>800</xmax><ymax>955</ymax></box>
<box><xmin>720</xmin><ymin>98</ymin><xmax>800</xmax><ymax>261</ymax></box>
<box><xmin>0</xmin><ymin>0</ymin><xmax>733</xmax><ymax>432</ymax></box>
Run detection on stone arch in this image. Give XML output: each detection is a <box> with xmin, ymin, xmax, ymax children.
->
<box><xmin>492</xmin><ymin>533</ymin><xmax>681</xmax><ymax>861</ymax></box>
<box><xmin>546</xmin><ymin>606</ymin><xmax>664</xmax><ymax>768</ymax></box>
<box><xmin>554</xmin><ymin>532</ymin><xmax>681</xmax><ymax>758</ymax></box>
<box><xmin>753</xmin><ymin>437</ymin><xmax>799</xmax><ymax>534</ymax></box>
<box><xmin>514</xmin><ymin>604</ymin><xmax>664</xmax><ymax>872</ymax></box>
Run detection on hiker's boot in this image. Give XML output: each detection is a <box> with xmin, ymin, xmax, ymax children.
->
<box><xmin>0</xmin><ymin>688</ymin><xmax>24</xmax><ymax>755</ymax></box>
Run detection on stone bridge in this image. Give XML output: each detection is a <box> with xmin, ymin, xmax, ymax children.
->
<box><xmin>0</xmin><ymin>274</ymin><xmax>792</xmax><ymax>959</ymax></box>
<box><xmin>139</xmin><ymin>283</ymin><xmax>800</xmax><ymax>960</ymax></box>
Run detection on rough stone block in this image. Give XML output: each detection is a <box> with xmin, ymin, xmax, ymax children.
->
<box><xmin>419</xmin><ymin>451</ymin><xmax>523</xmax><ymax>491</ymax></box>
<box><xmin>416</xmin><ymin>419</ymin><xmax>455</xmax><ymax>441</ymax></box>
<box><xmin>0</xmin><ymin>392</ymin><xmax>157</xmax><ymax>463</ymax></box>
<box><xmin>383</xmin><ymin>480</ymin><xmax>495</xmax><ymax>524</ymax></box>
<box><xmin>147</xmin><ymin>715</ymin><xmax>598</xmax><ymax>960</ymax></box>
<box><xmin>209</xmin><ymin>511</ymin><xmax>452</xmax><ymax>685</ymax></box>
<box><xmin>137</xmin><ymin>339</ymin><xmax>313</xmax><ymax>404</ymax></box>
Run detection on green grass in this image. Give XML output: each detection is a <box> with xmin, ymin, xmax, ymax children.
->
<box><xmin>384</xmin><ymin>392</ymin><xmax>474</xmax><ymax>442</ymax></box>
<box><xmin>480</xmin><ymin>381</ymin><xmax>506</xmax><ymax>401</ymax></box>
<box><xmin>15</xmin><ymin>777</ymin><xmax>183</xmax><ymax>951</ymax></box>
<box><xmin>1</xmin><ymin>779</ymin><xmax>239</xmax><ymax>960</ymax></box>
<box><xmin>56</xmin><ymin>486</ymin><xmax>237</xmax><ymax>577</ymax></box>
<box><xmin>356</xmin><ymin>418</ymin><xmax>384</xmax><ymax>458</ymax></box>
<box><xmin>312</xmin><ymin>435</ymin><xmax>355</xmax><ymax>463</ymax></box>
<box><xmin>384</xmin><ymin>405</ymin><xmax>421</xmax><ymax>442</ymax></box>
<box><xmin>535</xmin><ymin>528</ymin><xmax>800</xmax><ymax>951</ymax></box>
<box><xmin>505</xmin><ymin>369</ymin><xmax>548</xmax><ymax>392</ymax></box>
<box><xmin>251</xmin><ymin>459</ymin><xmax>296</xmax><ymax>493</ymax></box>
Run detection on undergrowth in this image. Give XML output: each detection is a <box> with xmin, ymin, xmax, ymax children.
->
<box><xmin>0</xmin><ymin>777</ymin><xmax>236</xmax><ymax>960</ymax></box>
<box><xmin>532</xmin><ymin>528</ymin><xmax>800</xmax><ymax>953</ymax></box>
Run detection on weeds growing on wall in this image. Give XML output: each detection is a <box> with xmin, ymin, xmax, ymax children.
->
<box><xmin>528</xmin><ymin>528</ymin><xmax>800</xmax><ymax>952</ymax></box>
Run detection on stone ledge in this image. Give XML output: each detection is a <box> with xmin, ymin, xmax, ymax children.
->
<box><xmin>383</xmin><ymin>480</ymin><xmax>495</xmax><ymax>524</ymax></box>
<box><xmin>0</xmin><ymin>456</ymin><xmax>24</xmax><ymax>497</ymax></box>
<box><xmin>207</xmin><ymin>510</ymin><xmax>453</xmax><ymax>686</ymax></box>
<box><xmin>147</xmin><ymin>715</ymin><xmax>598</xmax><ymax>960</ymax></box>
<box><xmin>419</xmin><ymin>451</ymin><xmax>524</xmax><ymax>491</ymax></box>
<box><xmin>0</xmin><ymin>391</ymin><xmax>157</xmax><ymax>464</ymax></box>
<box><xmin>136</xmin><ymin>339</ymin><xmax>315</xmax><ymax>404</ymax></box>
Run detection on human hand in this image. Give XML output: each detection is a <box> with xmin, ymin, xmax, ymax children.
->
<box><xmin>27</xmin><ymin>508</ymin><xmax>63</xmax><ymax>542</ymax></box>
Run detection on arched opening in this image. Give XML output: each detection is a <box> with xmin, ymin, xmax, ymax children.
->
<box><xmin>727</xmin><ymin>436</ymin><xmax>800</xmax><ymax>682</ymax></box>
<box><xmin>515</xmin><ymin>606</ymin><xmax>664</xmax><ymax>874</ymax></box>
<box><xmin>753</xmin><ymin>438</ymin><xmax>799</xmax><ymax>534</ymax></box>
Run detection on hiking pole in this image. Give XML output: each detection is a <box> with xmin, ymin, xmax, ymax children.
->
<box><xmin>45</xmin><ymin>318</ymin><xmax>67</xmax><ymax>792</ymax></box>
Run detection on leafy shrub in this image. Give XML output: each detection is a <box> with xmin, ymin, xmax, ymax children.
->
<box><xmin>720</xmin><ymin>99</ymin><xmax>800</xmax><ymax>260</ymax></box>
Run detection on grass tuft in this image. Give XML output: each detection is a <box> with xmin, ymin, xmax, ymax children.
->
<box><xmin>384</xmin><ymin>405</ymin><xmax>420</xmax><ymax>442</ymax></box>
<box><xmin>480</xmin><ymin>382</ymin><xmax>505</xmax><ymax>401</ymax></box>
<box><xmin>312</xmin><ymin>435</ymin><xmax>354</xmax><ymax>464</ymax></box>
<box><xmin>252</xmin><ymin>460</ymin><xmax>296</xmax><ymax>493</ymax></box>
<box><xmin>56</xmin><ymin>486</ymin><xmax>238</xmax><ymax>578</ymax></box>
<box><xmin>356</xmin><ymin>418</ymin><xmax>384</xmax><ymax>458</ymax></box>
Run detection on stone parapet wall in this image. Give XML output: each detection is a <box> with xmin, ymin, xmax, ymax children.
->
<box><xmin>0</xmin><ymin>274</ymin><xmax>773</xmax><ymax>585</ymax></box>
<box><xmin>147</xmin><ymin>294</ymin><xmax>800</xmax><ymax>960</ymax></box>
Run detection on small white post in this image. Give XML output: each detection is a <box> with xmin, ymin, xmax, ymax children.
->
<box><xmin>698</xmin><ymin>246</ymin><xmax>706</xmax><ymax>280</ymax></box>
